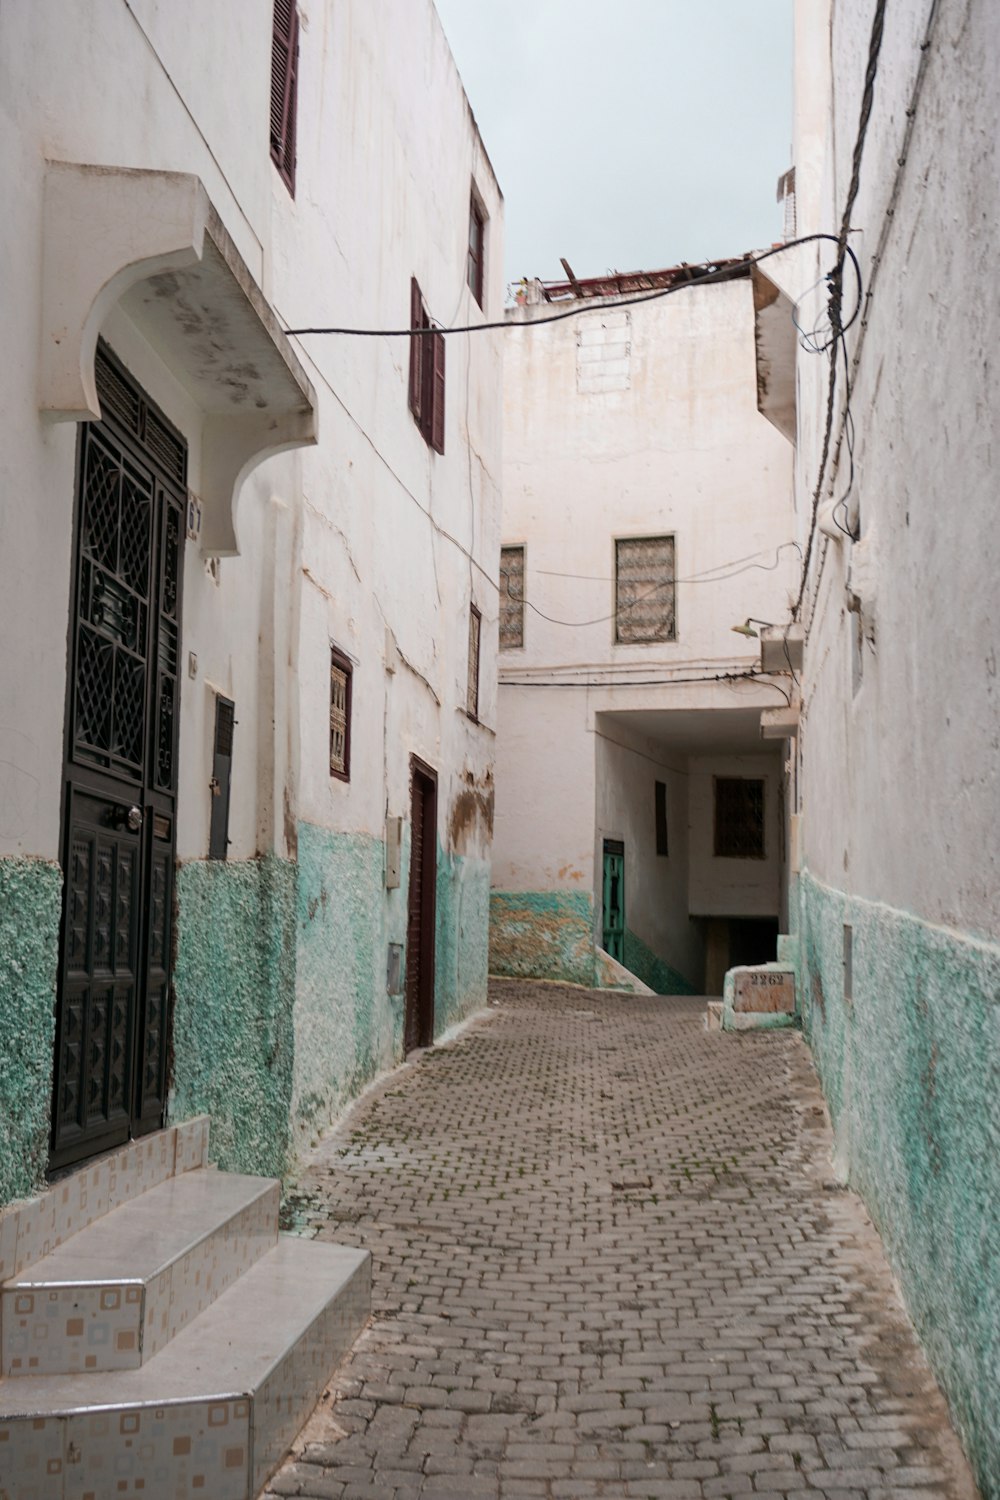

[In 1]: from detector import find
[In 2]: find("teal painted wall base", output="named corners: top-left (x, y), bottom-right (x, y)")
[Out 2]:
top-left (292, 824), bottom-right (389, 1150)
top-left (489, 890), bottom-right (598, 987)
top-left (171, 825), bottom-right (492, 1177)
top-left (436, 852), bottom-right (490, 1033)
top-left (623, 928), bottom-right (697, 996)
top-left (488, 894), bottom-right (696, 996)
top-left (0, 857), bottom-right (62, 1203)
top-left (798, 870), bottom-right (1000, 1496)
top-left (171, 854), bottom-right (297, 1179)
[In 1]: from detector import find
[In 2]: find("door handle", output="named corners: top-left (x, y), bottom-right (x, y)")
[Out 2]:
top-left (110, 805), bottom-right (143, 833)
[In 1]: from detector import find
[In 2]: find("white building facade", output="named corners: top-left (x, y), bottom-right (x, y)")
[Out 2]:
top-left (0, 0), bottom-right (503, 1202)
top-left (492, 266), bottom-right (796, 994)
top-left (763, 1), bottom-right (1000, 1488)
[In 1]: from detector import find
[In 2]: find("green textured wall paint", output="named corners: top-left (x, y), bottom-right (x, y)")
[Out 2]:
top-left (435, 850), bottom-right (490, 1034)
top-left (292, 823), bottom-right (395, 1151)
top-left (0, 858), bottom-right (62, 1205)
top-left (623, 928), bottom-right (697, 996)
top-left (799, 871), bottom-right (1000, 1495)
top-left (171, 855), bottom-right (296, 1179)
top-left (489, 890), bottom-right (598, 987)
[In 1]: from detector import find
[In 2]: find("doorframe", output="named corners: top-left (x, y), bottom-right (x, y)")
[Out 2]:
top-left (51, 343), bottom-right (187, 1173)
top-left (601, 836), bottom-right (626, 962)
top-left (405, 755), bottom-right (438, 1051)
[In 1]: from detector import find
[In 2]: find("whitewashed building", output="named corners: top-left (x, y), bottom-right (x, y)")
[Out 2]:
top-left (0, 0), bottom-right (503, 1200)
top-left (491, 264), bottom-right (796, 994)
top-left (0, 0), bottom-right (502, 1486)
top-left (757, 1), bottom-right (1000, 1488)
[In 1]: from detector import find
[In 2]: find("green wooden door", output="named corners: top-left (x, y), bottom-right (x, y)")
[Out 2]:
top-left (602, 839), bottom-right (625, 963)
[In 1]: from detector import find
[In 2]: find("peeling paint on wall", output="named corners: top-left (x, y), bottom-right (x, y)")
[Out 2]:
top-left (0, 857), bottom-right (62, 1205)
top-left (798, 870), bottom-right (1000, 1490)
top-left (171, 854), bottom-right (297, 1180)
top-left (291, 823), bottom-right (396, 1154)
top-left (489, 890), bottom-right (598, 988)
top-left (435, 849), bottom-right (490, 1033)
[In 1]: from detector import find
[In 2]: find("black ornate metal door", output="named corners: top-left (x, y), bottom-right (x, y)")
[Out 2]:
top-left (52, 347), bottom-right (185, 1170)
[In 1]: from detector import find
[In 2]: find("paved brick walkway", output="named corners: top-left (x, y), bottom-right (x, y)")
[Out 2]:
top-left (265, 982), bottom-right (977, 1500)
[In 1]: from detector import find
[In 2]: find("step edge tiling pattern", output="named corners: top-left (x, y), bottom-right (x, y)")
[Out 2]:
top-left (2, 1187), bottom-right (280, 1377)
top-left (0, 1115), bottom-right (212, 1291)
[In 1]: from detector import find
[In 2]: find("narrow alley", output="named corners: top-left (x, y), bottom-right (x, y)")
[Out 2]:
top-left (265, 984), bottom-right (976, 1500)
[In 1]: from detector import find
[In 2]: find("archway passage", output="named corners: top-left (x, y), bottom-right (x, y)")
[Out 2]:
top-left (51, 346), bottom-right (186, 1171)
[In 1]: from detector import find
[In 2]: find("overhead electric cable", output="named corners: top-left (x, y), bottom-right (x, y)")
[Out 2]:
top-left (498, 668), bottom-right (792, 706)
top-left (500, 542), bottom-right (801, 629)
top-left (283, 234), bottom-right (859, 338)
top-left (792, 0), bottom-right (887, 621)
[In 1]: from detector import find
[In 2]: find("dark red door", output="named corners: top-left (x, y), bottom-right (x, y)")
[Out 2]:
top-left (404, 759), bottom-right (437, 1052)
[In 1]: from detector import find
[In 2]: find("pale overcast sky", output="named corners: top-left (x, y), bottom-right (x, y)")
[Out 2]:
top-left (433, 0), bottom-right (793, 289)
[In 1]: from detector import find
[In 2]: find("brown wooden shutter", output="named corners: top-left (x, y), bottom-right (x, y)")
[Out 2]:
top-left (408, 278), bottom-right (424, 424)
top-left (431, 330), bottom-right (446, 455)
top-left (270, 1), bottom-right (298, 192)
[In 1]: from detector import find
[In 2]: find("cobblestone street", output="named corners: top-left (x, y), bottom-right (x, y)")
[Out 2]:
top-left (265, 983), bottom-right (977, 1500)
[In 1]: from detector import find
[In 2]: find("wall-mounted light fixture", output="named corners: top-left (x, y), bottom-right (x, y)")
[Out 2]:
top-left (731, 617), bottom-right (777, 639)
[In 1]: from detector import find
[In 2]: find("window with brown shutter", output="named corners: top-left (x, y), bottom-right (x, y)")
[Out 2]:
top-left (468, 195), bottom-right (486, 307)
top-left (408, 278), bottom-right (445, 454)
top-left (329, 647), bottom-right (352, 781)
top-left (270, 0), bottom-right (299, 193)
top-left (467, 606), bottom-right (481, 721)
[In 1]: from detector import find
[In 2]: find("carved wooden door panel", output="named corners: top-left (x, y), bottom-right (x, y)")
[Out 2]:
top-left (51, 348), bottom-right (185, 1171)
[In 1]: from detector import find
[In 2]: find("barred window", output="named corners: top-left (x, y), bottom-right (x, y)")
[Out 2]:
top-left (330, 647), bottom-right (352, 780)
top-left (714, 777), bottom-right (765, 859)
top-left (615, 535), bottom-right (675, 643)
top-left (467, 605), bottom-right (481, 721)
top-left (499, 545), bottom-right (525, 650)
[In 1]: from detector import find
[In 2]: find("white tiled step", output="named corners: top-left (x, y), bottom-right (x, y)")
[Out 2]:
top-left (2, 1169), bottom-right (278, 1376)
top-left (0, 1236), bottom-right (371, 1500)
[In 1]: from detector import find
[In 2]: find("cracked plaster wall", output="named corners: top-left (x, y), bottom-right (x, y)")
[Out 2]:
top-left (798, 873), bottom-right (1000, 1493)
top-left (790, 3), bottom-right (1000, 1492)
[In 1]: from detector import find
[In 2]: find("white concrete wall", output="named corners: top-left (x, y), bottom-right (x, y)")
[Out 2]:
top-left (0, 0), bottom-right (503, 872)
top-left (501, 278), bottom-right (796, 678)
top-left (594, 720), bottom-right (702, 988)
top-left (494, 271), bottom-right (796, 980)
top-left (792, 0), bottom-right (1000, 939)
top-left (688, 754), bottom-right (783, 918)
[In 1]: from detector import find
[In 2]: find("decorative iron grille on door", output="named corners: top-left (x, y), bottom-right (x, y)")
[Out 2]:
top-left (52, 343), bottom-right (187, 1171)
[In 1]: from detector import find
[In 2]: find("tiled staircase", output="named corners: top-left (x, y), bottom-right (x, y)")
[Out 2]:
top-left (0, 1119), bottom-right (370, 1500)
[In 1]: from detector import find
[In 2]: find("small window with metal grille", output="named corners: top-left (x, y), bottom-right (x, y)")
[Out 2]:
top-left (468, 193), bottom-right (486, 308)
top-left (467, 605), bottom-right (481, 721)
top-left (615, 535), bottom-right (675, 643)
top-left (330, 647), bottom-right (352, 781)
top-left (714, 777), bottom-right (766, 859)
top-left (499, 545), bottom-right (525, 650)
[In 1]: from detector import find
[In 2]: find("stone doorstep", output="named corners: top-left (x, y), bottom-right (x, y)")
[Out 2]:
top-left (2, 1170), bottom-right (279, 1377)
top-left (0, 1238), bottom-right (372, 1500)
top-left (0, 1116), bottom-right (212, 1285)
